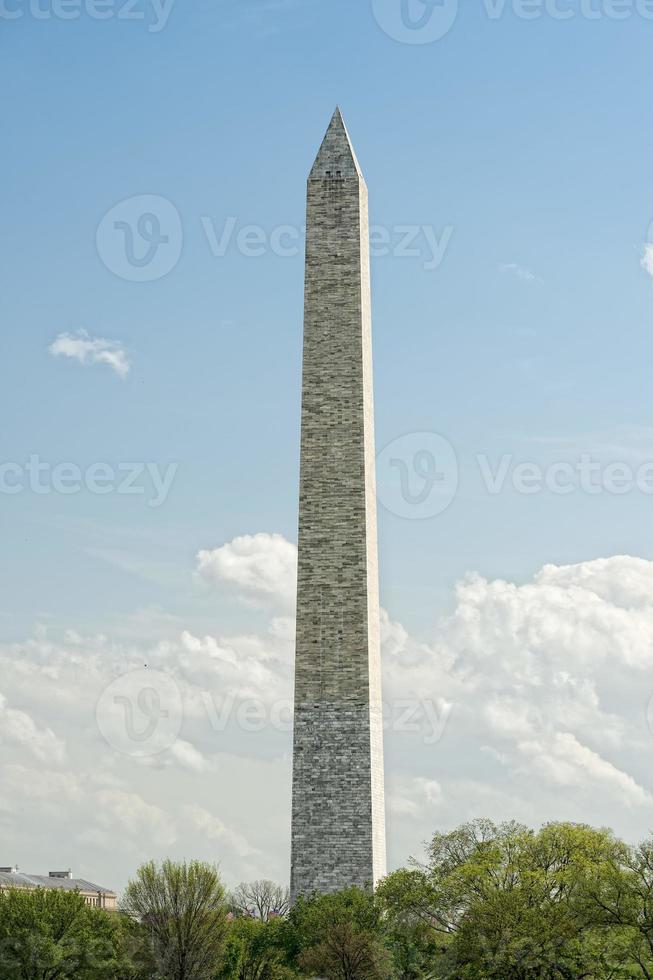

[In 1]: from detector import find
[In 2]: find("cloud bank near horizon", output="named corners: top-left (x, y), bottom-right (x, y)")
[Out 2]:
top-left (1, 537), bottom-right (653, 892)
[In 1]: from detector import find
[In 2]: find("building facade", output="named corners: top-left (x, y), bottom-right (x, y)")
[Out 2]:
top-left (0, 868), bottom-right (117, 911)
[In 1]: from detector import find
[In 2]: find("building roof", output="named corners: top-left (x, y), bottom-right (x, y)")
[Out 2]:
top-left (0, 871), bottom-right (115, 895)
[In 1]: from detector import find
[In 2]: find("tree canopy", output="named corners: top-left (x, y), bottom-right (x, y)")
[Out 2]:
top-left (5, 825), bottom-right (653, 979)
top-left (0, 887), bottom-right (132, 979)
top-left (121, 859), bottom-right (228, 980)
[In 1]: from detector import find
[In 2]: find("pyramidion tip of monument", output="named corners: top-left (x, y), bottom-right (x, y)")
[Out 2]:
top-left (309, 106), bottom-right (364, 180)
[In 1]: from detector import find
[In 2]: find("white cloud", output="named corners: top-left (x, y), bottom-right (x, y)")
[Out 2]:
top-left (183, 804), bottom-right (257, 858)
top-left (49, 330), bottom-right (130, 378)
top-left (0, 692), bottom-right (65, 764)
top-left (382, 554), bottom-right (653, 854)
top-left (499, 262), bottom-right (541, 283)
top-left (518, 733), bottom-right (652, 806)
top-left (1, 763), bottom-right (83, 805)
top-left (0, 764), bottom-right (176, 857)
top-left (484, 698), bottom-right (535, 738)
top-left (197, 533), bottom-right (297, 609)
top-left (641, 243), bottom-right (653, 277)
top-left (95, 789), bottom-right (177, 848)
top-left (3, 542), bottom-right (653, 891)
top-left (169, 739), bottom-right (208, 773)
top-left (389, 778), bottom-right (443, 819)
top-left (0, 597), bottom-right (295, 890)
top-left (179, 625), bottom-right (292, 706)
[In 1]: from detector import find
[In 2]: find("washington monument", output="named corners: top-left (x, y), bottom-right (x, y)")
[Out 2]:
top-left (290, 109), bottom-right (386, 899)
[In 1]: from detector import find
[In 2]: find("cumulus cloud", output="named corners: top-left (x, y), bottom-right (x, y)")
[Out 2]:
top-left (518, 733), bottom-right (652, 806)
top-left (95, 788), bottom-right (177, 848)
top-left (49, 330), bottom-right (130, 378)
top-left (390, 778), bottom-right (443, 818)
top-left (183, 804), bottom-right (257, 858)
top-left (0, 600), bottom-right (294, 890)
top-left (3, 541), bottom-right (653, 890)
top-left (0, 692), bottom-right (65, 764)
top-left (381, 554), bottom-right (653, 846)
top-left (0, 763), bottom-right (176, 859)
top-left (169, 739), bottom-right (209, 773)
top-left (197, 533), bottom-right (297, 609)
top-left (180, 625), bottom-right (292, 706)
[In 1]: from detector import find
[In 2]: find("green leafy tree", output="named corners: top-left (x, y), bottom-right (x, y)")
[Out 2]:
top-left (0, 887), bottom-right (130, 979)
top-left (379, 819), bottom-right (627, 979)
top-left (289, 886), bottom-right (390, 980)
top-left (384, 917), bottom-right (441, 980)
top-left (219, 916), bottom-right (295, 980)
top-left (582, 836), bottom-right (653, 978)
top-left (121, 859), bottom-right (228, 980)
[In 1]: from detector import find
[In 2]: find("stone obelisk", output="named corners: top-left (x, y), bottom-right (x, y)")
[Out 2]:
top-left (290, 108), bottom-right (386, 899)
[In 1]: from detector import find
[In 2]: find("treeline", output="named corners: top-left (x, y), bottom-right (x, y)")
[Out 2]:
top-left (2, 819), bottom-right (653, 978)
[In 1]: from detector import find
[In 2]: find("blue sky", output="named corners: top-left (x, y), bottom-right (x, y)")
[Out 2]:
top-left (3, 0), bottom-right (653, 892)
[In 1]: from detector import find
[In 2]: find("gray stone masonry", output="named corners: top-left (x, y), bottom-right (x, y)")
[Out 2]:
top-left (290, 108), bottom-right (386, 901)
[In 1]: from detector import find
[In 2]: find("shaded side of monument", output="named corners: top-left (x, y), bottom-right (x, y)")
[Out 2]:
top-left (290, 108), bottom-right (386, 900)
